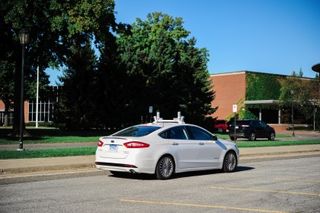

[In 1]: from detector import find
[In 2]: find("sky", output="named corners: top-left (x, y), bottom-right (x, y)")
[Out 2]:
top-left (46, 0), bottom-right (320, 85)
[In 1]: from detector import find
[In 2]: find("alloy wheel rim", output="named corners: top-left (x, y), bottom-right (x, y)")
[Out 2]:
top-left (227, 154), bottom-right (236, 171)
top-left (160, 157), bottom-right (173, 178)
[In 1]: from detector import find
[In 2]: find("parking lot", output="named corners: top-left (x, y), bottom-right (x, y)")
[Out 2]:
top-left (1, 156), bottom-right (319, 213)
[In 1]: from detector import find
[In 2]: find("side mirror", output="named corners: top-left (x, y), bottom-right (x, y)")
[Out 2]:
top-left (212, 135), bottom-right (218, 141)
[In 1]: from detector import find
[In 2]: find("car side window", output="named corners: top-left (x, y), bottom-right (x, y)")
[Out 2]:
top-left (260, 121), bottom-right (267, 128)
top-left (159, 127), bottom-right (188, 140)
top-left (251, 120), bottom-right (258, 127)
top-left (186, 126), bottom-right (214, 140)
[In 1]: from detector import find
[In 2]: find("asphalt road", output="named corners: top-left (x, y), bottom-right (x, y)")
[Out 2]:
top-left (1, 156), bottom-right (319, 213)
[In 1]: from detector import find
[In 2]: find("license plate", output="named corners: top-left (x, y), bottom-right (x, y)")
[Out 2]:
top-left (109, 144), bottom-right (118, 152)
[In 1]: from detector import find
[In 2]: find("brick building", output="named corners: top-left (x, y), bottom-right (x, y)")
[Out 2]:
top-left (210, 71), bottom-right (313, 131)
top-left (0, 86), bottom-right (59, 126)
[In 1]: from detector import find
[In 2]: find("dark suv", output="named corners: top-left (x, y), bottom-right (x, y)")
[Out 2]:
top-left (228, 120), bottom-right (275, 141)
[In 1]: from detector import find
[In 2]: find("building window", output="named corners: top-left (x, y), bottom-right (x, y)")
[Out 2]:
top-left (28, 100), bottom-right (54, 123)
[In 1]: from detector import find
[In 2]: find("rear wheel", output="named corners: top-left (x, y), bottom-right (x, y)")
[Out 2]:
top-left (249, 132), bottom-right (256, 141)
top-left (223, 152), bottom-right (237, 172)
top-left (156, 156), bottom-right (175, 180)
top-left (269, 132), bottom-right (275, 141)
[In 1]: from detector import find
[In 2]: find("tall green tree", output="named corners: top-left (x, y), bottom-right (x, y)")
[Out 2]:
top-left (1, 0), bottom-right (116, 130)
top-left (309, 74), bottom-right (320, 130)
top-left (1, 1), bottom-right (52, 128)
top-left (55, 41), bottom-right (97, 129)
top-left (115, 12), bottom-right (215, 125)
top-left (279, 71), bottom-right (314, 124)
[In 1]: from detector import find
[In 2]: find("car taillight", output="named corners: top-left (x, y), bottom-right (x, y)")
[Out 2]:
top-left (97, 140), bottom-right (104, 147)
top-left (124, 141), bottom-right (150, 148)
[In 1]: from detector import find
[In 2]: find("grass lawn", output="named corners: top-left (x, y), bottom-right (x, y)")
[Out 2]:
top-left (0, 138), bottom-right (319, 159)
top-left (0, 136), bottom-right (100, 144)
top-left (0, 128), bottom-right (319, 159)
top-left (236, 139), bottom-right (320, 148)
top-left (0, 128), bottom-right (105, 144)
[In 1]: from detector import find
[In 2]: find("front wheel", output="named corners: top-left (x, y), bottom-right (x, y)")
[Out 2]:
top-left (229, 136), bottom-right (236, 141)
top-left (223, 152), bottom-right (237, 172)
top-left (156, 156), bottom-right (175, 180)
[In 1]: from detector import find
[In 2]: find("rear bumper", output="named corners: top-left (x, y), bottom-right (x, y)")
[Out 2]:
top-left (229, 132), bottom-right (247, 138)
top-left (96, 162), bottom-right (139, 173)
top-left (95, 154), bottom-right (156, 174)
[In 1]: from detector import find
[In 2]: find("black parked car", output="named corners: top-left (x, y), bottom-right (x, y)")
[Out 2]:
top-left (228, 120), bottom-right (275, 141)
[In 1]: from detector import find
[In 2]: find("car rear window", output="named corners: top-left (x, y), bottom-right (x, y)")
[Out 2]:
top-left (113, 126), bottom-right (161, 137)
top-left (236, 120), bottom-right (251, 125)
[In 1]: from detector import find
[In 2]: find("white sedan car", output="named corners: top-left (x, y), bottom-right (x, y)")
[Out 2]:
top-left (95, 117), bottom-right (239, 180)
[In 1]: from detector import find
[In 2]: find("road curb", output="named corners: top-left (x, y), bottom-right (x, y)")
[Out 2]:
top-left (1, 163), bottom-right (95, 175)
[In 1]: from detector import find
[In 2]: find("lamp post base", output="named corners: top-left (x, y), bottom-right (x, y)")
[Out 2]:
top-left (17, 141), bottom-right (24, 151)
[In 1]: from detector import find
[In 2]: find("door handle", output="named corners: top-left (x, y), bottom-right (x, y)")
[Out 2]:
top-left (172, 142), bottom-right (179, 146)
top-left (199, 142), bottom-right (205, 145)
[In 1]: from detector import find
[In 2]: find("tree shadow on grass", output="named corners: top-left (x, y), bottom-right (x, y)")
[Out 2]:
top-left (0, 128), bottom-right (110, 143)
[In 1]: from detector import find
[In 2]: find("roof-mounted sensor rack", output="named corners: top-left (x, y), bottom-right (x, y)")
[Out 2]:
top-left (153, 111), bottom-right (185, 124)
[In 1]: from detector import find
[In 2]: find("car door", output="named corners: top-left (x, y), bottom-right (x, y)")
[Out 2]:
top-left (159, 126), bottom-right (199, 170)
top-left (185, 126), bottom-right (222, 168)
top-left (255, 121), bottom-right (267, 138)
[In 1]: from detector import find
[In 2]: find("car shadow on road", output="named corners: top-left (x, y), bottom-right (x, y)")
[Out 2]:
top-left (108, 166), bottom-right (255, 180)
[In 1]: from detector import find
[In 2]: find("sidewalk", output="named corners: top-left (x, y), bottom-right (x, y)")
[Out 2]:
top-left (1, 145), bottom-right (320, 179)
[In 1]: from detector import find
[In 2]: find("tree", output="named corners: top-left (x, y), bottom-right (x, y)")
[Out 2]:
top-left (279, 71), bottom-right (314, 124)
top-left (55, 41), bottom-right (97, 129)
top-left (1, 1), bottom-right (52, 127)
top-left (52, 0), bottom-right (117, 129)
top-left (0, 0), bottom-right (116, 130)
top-left (115, 12), bottom-right (215, 125)
top-left (309, 74), bottom-right (320, 130)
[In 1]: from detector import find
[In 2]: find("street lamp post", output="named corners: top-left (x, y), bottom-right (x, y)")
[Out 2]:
top-left (35, 65), bottom-right (39, 128)
top-left (290, 90), bottom-right (295, 137)
top-left (17, 29), bottom-right (29, 151)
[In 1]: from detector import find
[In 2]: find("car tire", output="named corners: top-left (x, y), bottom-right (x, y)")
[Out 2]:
top-left (269, 132), bottom-right (275, 141)
top-left (230, 136), bottom-right (236, 141)
top-left (156, 155), bottom-right (175, 180)
top-left (249, 132), bottom-right (256, 141)
top-left (223, 152), bottom-right (237, 172)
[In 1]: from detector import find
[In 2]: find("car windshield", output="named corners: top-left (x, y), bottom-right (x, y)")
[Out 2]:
top-left (113, 125), bottom-right (161, 137)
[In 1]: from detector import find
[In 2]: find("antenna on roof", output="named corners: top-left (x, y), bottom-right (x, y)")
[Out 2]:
top-left (152, 111), bottom-right (185, 124)
top-left (175, 111), bottom-right (184, 123)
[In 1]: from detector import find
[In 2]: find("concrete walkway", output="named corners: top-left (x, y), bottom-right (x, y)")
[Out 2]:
top-left (1, 144), bottom-right (320, 179)
top-left (0, 142), bottom-right (97, 150)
